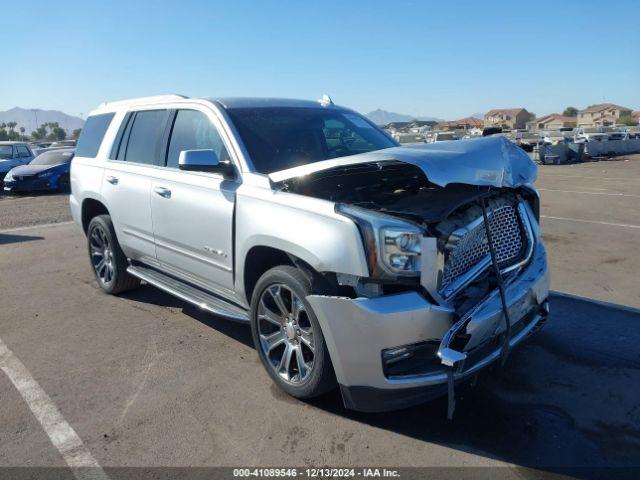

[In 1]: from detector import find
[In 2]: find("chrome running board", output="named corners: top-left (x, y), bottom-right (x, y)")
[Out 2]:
top-left (127, 265), bottom-right (249, 322)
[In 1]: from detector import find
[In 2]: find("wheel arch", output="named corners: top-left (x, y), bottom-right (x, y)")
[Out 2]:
top-left (242, 245), bottom-right (296, 306)
top-left (241, 242), bottom-right (336, 306)
top-left (81, 197), bottom-right (111, 233)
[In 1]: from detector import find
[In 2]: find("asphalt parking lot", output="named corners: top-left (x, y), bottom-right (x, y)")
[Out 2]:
top-left (1, 156), bottom-right (639, 478)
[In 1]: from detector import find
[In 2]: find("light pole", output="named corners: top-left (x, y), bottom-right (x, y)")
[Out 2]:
top-left (32, 109), bottom-right (38, 132)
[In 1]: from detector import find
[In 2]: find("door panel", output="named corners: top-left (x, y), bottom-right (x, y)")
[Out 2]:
top-left (101, 162), bottom-right (155, 262)
top-left (150, 169), bottom-right (237, 294)
top-left (149, 107), bottom-right (238, 295)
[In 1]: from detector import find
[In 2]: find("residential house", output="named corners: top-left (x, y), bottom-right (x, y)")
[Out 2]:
top-left (526, 114), bottom-right (577, 132)
top-left (437, 117), bottom-right (484, 131)
top-left (484, 108), bottom-right (531, 130)
top-left (576, 103), bottom-right (633, 127)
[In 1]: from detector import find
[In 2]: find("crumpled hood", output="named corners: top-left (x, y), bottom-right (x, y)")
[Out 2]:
top-left (9, 163), bottom-right (64, 176)
top-left (269, 136), bottom-right (537, 188)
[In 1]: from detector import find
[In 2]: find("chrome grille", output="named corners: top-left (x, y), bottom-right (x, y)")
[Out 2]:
top-left (440, 204), bottom-right (526, 296)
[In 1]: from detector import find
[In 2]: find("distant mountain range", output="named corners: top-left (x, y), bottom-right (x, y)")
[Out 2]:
top-left (365, 109), bottom-right (444, 125)
top-left (0, 107), bottom-right (84, 133)
top-left (0, 106), bottom-right (483, 133)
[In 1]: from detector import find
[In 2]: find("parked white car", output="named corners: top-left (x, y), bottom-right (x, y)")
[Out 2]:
top-left (70, 94), bottom-right (549, 414)
top-left (426, 131), bottom-right (459, 143)
top-left (574, 127), bottom-right (607, 143)
top-left (542, 130), bottom-right (572, 145)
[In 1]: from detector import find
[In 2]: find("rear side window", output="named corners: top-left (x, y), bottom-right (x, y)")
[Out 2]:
top-left (16, 146), bottom-right (31, 157)
top-left (166, 110), bottom-right (229, 168)
top-left (76, 113), bottom-right (115, 158)
top-left (124, 110), bottom-right (169, 165)
top-left (110, 112), bottom-right (133, 160)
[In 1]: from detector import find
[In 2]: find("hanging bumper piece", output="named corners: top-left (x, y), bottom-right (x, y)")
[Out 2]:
top-left (438, 195), bottom-right (519, 420)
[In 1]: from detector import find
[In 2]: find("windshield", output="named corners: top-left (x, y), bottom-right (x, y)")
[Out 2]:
top-left (583, 128), bottom-right (601, 133)
top-left (226, 107), bottom-right (397, 174)
top-left (0, 146), bottom-right (12, 159)
top-left (31, 150), bottom-right (74, 166)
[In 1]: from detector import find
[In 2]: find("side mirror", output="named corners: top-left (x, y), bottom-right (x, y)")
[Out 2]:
top-left (178, 149), bottom-right (235, 179)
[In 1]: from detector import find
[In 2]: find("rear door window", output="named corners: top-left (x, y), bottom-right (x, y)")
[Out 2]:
top-left (166, 109), bottom-right (229, 168)
top-left (16, 146), bottom-right (31, 157)
top-left (76, 113), bottom-right (115, 158)
top-left (123, 110), bottom-right (169, 165)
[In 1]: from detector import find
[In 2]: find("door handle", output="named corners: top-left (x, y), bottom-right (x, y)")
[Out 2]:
top-left (105, 175), bottom-right (118, 185)
top-left (153, 186), bottom-right (171, 198)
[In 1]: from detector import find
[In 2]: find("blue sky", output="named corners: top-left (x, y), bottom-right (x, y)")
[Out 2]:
top-left (3, 0), bottom-right (639, 119)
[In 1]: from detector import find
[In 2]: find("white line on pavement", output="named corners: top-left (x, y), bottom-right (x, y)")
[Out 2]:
top-left (541, 215), bottom-right (640, 230)
top-left (0, 221), bottom-right (75, 234)
top-left (551, 290), bottom-right (640, 315)
top-left (0, 337), bottom-right (110, 480)
top-left (538, 188), bottom-right (640, 198)
top-left (537, 173), bottom-right (640, 181)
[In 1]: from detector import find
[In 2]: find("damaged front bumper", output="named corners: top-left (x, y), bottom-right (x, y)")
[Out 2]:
top-left (306, 242), bottom-right (549, 413)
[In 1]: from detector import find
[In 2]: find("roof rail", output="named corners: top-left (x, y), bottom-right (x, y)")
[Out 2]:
top-left (97, 94), bottom-right (189, 109)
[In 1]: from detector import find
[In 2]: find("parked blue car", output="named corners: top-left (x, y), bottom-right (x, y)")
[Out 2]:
top-left (3, 148), bottom-right (75, 193)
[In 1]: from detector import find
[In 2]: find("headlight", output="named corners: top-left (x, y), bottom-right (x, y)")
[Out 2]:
top-left (336, 204), bottom-right (422, 278)
top-left (4, 171), bottom-right (12, 181)
top-left (381, 228), bottom-right (421, 272)
top-left (38, 171), bottom-right (54, 178)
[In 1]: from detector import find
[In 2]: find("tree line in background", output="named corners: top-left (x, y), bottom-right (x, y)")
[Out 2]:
top-left (0, 122), bottom-right (82, 142)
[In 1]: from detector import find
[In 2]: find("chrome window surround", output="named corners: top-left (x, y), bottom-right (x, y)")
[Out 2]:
top-left (439, 202), bottom-right (535, 299)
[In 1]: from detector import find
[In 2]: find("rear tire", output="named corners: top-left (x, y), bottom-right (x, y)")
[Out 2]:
top-left (250, 265), bottom-right (336, 399)
top-left (87, 214), bottom-right (140, 294)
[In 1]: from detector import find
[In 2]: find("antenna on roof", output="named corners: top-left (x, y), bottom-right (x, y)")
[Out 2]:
top-left (318, 94), bottom-right (334, 107)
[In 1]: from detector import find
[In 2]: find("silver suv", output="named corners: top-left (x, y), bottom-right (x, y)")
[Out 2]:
top-left (70, 94), bottom-right (549, 413)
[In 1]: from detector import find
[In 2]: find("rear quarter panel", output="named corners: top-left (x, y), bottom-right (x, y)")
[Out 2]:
top-left (70, 110), bottom-right (127, 228)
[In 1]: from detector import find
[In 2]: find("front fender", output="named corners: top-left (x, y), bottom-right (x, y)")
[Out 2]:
top-left (235, 186), bottom-right (369, 299)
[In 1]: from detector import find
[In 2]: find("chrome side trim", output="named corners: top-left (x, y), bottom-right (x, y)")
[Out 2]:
top-left (154, 237), bottom-right (232, 272)
top-left (121, 227), bottom-right (155, 244)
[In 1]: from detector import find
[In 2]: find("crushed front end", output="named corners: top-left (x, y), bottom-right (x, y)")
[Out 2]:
top-left (308, 192), bottom-right (548, 412)
top-left (275, 137), bottom-right (550, 413)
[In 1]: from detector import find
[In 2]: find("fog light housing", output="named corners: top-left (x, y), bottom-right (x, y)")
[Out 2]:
top-left (382, 341), bottom-right (442, 378)
top-left (382, 346), bottom-right (413, 365)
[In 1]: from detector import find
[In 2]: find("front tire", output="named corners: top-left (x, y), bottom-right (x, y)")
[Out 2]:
top-left (250, 266), bottom-right (336, 399)
top-left (87, 214), bottom-right (140, 294)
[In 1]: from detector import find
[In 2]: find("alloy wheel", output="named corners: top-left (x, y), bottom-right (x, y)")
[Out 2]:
top-left (257, 284), bottom-right (315, 384)
top-left (89, 225), bottom-right (115, 285)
